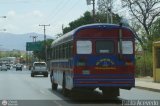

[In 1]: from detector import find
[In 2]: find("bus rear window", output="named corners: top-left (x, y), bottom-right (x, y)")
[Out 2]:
top-left (96, 40), bottom-right (114, 54)
top-left (77, 40), bottom-right (92, 54)
top-left (122, 41), bottom-right (133, 54)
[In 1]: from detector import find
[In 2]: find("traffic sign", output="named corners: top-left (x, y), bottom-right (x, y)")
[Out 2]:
top-left (26, 42), bottom-right (43, 51)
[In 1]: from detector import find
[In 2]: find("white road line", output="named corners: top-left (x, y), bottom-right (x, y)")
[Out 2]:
top-left (53, 100), bottom-right (63, 106)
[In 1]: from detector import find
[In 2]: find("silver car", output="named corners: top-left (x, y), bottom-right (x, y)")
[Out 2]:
top-left (1, 64), bottom-right (7, 71)
top-left (31, 62), bottom-right (48, 77)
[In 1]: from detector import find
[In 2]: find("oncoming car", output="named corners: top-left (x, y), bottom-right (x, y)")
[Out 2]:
top-left (16, 64), bottom-right (22, 71)
top-left (31, 62), bottom-right (48, 77)
top-left (1, 64), bottom-right (7, 71)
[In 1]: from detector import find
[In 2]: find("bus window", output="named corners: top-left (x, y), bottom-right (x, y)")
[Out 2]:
top-left (122, 41), bottom-right (133, 54)
top-left (64, 46), bottom-right (67, 59)
top-left (96, 40), bottom-right (114, 54)
top-left (77, 40), bottom-right (92, 54)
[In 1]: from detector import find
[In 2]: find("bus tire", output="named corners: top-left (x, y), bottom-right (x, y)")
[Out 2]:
top-left (62, 74), bottom-right (70, 96)
top-left (102, 88), bottom-right (119, 99)
top-left (52, 82), bottom-right (58, 90)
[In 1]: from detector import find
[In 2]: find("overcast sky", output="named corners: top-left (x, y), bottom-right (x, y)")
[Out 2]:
top-left (0, 0), bottom-right (94, 37)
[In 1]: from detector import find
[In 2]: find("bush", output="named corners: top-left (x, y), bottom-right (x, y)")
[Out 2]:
top-left (135, 51), bottom-right (153, 77)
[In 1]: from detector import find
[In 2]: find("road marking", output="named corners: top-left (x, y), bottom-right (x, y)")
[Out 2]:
top-left (40, 89), bottom-right (46, 94)
top-left (53, 100), bottom-right (62, 106)
top-left (39, 89), bottom-right (52, 96)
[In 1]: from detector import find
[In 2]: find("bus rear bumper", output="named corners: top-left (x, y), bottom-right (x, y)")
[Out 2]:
top-left (73, 75), bottom-right (135, 89)
top-left (73, 79), bottom-right (135, 88)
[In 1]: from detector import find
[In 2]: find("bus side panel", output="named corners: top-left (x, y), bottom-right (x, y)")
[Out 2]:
top-left (51, 60), bottom-right (74, 90)
top-left (53, 70), bottom-right (63, 86)
top-left (65, 70), bottom-right (74, 90)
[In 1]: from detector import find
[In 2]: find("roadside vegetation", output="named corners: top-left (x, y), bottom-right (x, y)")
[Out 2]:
top-left (32, 0), bottom-right (160, 77)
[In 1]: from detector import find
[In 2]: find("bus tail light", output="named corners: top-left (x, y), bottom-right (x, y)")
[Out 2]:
top-left (122, 56), bottom-right (133, 66)
top-left (77, 57), bottom-right (87, 66)
top-left (125, 62), bottom-right (133, 66)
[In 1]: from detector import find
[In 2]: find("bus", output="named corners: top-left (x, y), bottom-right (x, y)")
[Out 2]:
top-left (49, 23), bottom-right (135, 98)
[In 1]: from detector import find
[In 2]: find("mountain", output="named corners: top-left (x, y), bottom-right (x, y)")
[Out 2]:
top-left (0, 32), bottom-right (54, 51)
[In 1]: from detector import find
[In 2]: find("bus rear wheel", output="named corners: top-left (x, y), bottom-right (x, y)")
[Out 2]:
top-left (52, 82), bottom-right (58, 90)
top-left (62, 75), bottom-right (70, 96)
top-left (102, 88), bottom-right (119, 99)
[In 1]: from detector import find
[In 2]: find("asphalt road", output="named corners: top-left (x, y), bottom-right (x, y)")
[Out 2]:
top-left (0, 68), bottom-right (160, 106)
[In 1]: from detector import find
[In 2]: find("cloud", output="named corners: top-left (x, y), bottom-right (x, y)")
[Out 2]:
top-left (4, 10), bottom-right (47, 34)
top-left (5, 24), bottom-right (19, 32)
top-left (32, 10), bottom-right (43, 17)
top-left (7, 10), bottom-right (16, 17)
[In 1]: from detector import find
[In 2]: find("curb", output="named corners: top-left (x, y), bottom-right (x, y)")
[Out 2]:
top-left (135, 86), bottom-right (160, 93)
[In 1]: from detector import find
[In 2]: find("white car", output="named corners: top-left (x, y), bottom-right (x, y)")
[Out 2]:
top-left (31, 62), bottom-right (48, 77)
top-left (1, 64), bottom-right (7, 71)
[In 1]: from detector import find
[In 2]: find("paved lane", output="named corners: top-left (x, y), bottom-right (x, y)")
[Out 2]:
top-left (0, 68), bottom-right (160, 106)
top-left (0, 69), bottom-right (62, 100)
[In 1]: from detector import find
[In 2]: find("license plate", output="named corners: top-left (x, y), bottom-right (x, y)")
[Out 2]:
top-left (82, 70), bottom-right (90, 75)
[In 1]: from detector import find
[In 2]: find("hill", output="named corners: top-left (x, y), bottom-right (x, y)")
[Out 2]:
top-left (0, 32), bottom-right (54, 51)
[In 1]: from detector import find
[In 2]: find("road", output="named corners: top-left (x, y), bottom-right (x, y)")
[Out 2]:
top-left (0, 68), bottom-right (160, 106)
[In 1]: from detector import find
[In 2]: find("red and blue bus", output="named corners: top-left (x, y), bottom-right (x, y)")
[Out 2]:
top-left (49, 23), bottom-right (135, 97)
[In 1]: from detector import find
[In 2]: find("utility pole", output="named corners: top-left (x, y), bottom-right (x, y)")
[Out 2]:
top-left (107, 0), bottom-right (113, 24)
top-left (39, 24), bottom-right (50, 62)
top-left (92, 0), bottom-right (95, 23)
top-left (86, 0), bottom-right (96, 23)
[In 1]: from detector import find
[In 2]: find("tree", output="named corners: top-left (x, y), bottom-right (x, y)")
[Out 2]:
top-left (97, 0), bottom-right (122, 24)
top-left (150, 18), bottom-right (160, 38)
top-left (97, 0), bottom-right (113, 13)
top-left (63, 11), bottom-right (93, 34)
top-left (96, 11), bottom-right (121, 24)
top-left (63, 10), bottom-right (121, 34)
top-left (122, 0), bottom-right (160, 36)
top-left (146, 18), bottom-right (160, 51)
top-left (33, 39), bottom-right (54, 60)
top-left (97, 0), bottom-right (114, 23)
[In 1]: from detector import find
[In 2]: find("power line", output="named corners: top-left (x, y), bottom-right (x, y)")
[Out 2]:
top-left (40, 0), bottom-right (69, 24)
top-left (50, 0), bottom-right (82, 29)
top-left (38, 0), bottom-right (64, 24)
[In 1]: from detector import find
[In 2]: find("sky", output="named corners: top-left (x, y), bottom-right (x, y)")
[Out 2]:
top-left (0, 0), bottom-right (94, 37)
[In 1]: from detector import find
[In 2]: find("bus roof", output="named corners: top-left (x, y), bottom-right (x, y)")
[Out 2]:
top-left (51, 23), bottom-right (134, 47)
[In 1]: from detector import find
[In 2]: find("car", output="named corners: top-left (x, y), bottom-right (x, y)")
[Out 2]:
top-left (16, 64), bottom-right (22, 71)
top-left (6, 64), bottom-right (11, 70)
top-left (1, 64), bottom-right (7, 71)
top-left (31, 62), bottom-right (48, 77)
top-left (13, 64), bottom-right (17, 68)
